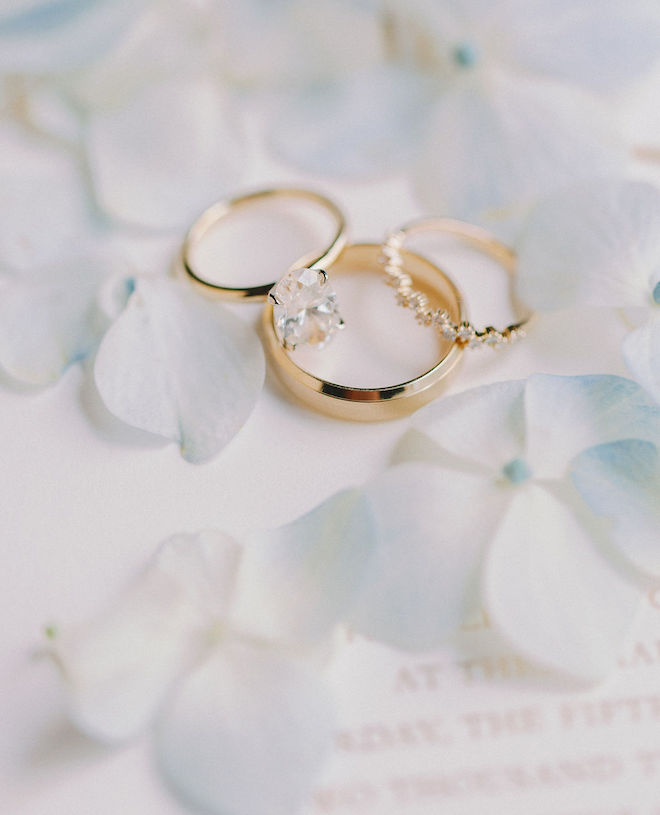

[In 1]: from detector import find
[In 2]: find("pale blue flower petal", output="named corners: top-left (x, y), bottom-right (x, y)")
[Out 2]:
top-left (86, 78), bottom-right (247, 230)
top-left (516, 179), bottom-right (660, 311)
top-left (406, 379), bottom-right (527, 472)
top-left (0, 0), bottom-right (145, 74)
top-left (269, 66), bottom-right (433, 178)
top-left (507, 0), bottom-right (660, 92)
top-left (414, 72), bottom-right (626, 238)
top-left (0, 248), bottom-right (117, 385)
top-left (622, 316), bottom-right (660, 404)
top-left (155, 641), bottom-right (334, 815)
top-left (483, 484), bottom-right (642, 682)
top-left (53, 531), bottom-right (242, 743)
top-left (351, 462), bottom-right (508, 650)
top-left (572, 440), bottom-right (660, 577)
top-left (524, 374), bottom-right (660, 480)
top-left (231, 489), bottom-right (376, 646)
top-left (93, 277), bottom-right (265, 463)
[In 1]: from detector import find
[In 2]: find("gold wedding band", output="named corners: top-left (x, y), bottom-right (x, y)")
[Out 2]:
top-left (262, 243), bottom-right (466, 421)
top-left (182, 188), bottom-right (347, 301)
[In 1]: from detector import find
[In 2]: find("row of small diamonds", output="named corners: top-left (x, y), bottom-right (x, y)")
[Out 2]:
top-left (380, 232), bottom-right (526, 349)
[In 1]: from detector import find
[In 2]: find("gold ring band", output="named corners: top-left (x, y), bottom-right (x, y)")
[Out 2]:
top-left (262, 243), bottom-right (466, 421)
top-left (382, 218), bottom-right (533, 347)
top-left (181, 188), bottom-right (347, 302)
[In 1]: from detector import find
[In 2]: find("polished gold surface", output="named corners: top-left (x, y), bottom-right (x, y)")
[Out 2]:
top-left (381, 217), bottom-right (534, 347)
top-left (181, 188), bottom-right (347, 302)
top-left (262, 243), bottom-right (466, 421)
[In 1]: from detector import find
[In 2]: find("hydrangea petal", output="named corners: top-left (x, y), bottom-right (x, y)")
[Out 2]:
top-left (483, 484), bottom-right (642, 682)
top-left (86, 77), bottom-right (246, 230)
top-left (572, 440), bottom-right (660, 578)
top-left (414, 72), bottom-right (625, 238)
top-left (516, 180), bottom-right (660, 311)
top-left (155, 641), bottom-right (334, 815)
top-left (0, 249), bottom-right (116, 385)
top-left (0, 0), bottom-right (144, 74)
top-left (621, 316), bottom-right (660, 404)
top-left (351, 462), bottom-right (508, 650)
top-left (53, 531), bottom-right (241, 743)
top-left (93, 277), bottom-right (265, 463)
top-left (269, 66), bottom-right (433, 177)
top-left (524, 374), bottom-right (660, 480)
top-left (406, 379), bottom-right (526, 472)
top-left (506, 0), bottom-right (660, 92)
top-left (231, 490), bottom-right (376, 647)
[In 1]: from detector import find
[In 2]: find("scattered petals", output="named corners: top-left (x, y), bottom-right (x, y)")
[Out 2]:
top-left (0, 248), bottom-right (117, 385)
top-left (516, 179), bottom-right (660, 311)
top-left (572, 440), bottom-right (660, 578)
top-left (232, 490), bottom-right (376, 647)
top-left (414, 72), bottom-right (625, 237)
top-left (51, 530), bottom-right (240, 743)
top-left (352, 463), bottom-right (508, 650)
top-left (407, 379), bottom-right (526, 472)
top-left (94, 277), bottom-right (265, 462)
top-left (155, 641), bottom-right (334, 815)
top-left (483, 484), bottom-right (642, 682)
top-left (622, 316), bottom-right (660, 404)
top-left (86, 77), bottom-right (247, 230)
top-left (523, 374), bottom-right (660, 480)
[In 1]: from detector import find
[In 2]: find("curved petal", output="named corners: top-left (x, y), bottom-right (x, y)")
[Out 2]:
top-left (622, 316), bottom-right (660, 404)
top-left (231, 489), bottom-right (376, 647)
top-left (524, 374), bottom-right (660, 480)
top-left (506, 0), bottom-right (660, 92)
top-left (93, 277), bottom-right (265, 463)
top-left (155, 641), bottom-right (334, 815)
top-left (414, 72), bottom-right (626, 239)
top-left (0, 248), bottom-right (117, 385)
top-left (0, 0), bottom-right (144, 74)
top-left (0, 132), bottom-right (89, 272)
top-left (350, 462), bottom-right (508, 650)
top-left (86, 77), bottom-right (247, 230)
top-left (516, 179), bottom-right (660, 311)
top-left (483, 484), bottom-right (642, 682)
top-left (269, 66), bottom-right (433, 178)
top-left (407, 379), bottom-right (526, 472)
top-left (572, 440), bottom-right (660, 578)
top-left (52, 530), bottom-right (241, 743)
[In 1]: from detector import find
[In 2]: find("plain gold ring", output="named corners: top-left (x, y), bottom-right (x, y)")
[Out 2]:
top-left (261, 243), bottom-right (466, 421)
top-left (181, 188), bottom-right (347, 302)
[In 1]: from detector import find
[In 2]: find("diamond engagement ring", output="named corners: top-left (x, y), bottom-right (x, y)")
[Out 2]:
top-left (381, 218), bottom-right (533, 347)
top-left (181, 187), bottom-right (347, 302)
top-left (262, 243), bottom-right (466, 421)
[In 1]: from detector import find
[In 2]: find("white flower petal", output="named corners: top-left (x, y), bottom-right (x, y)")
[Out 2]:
top-left (524, 373), bottom-right (660, 480)
top-left (0, 131), bottom-right (89, 271)
top-left (231, 489), bottom-right (376, 646)
top-left (622, 316), bottom-right (660, 404)
top-left (53, 530), bottom-right (241, 743)
top-left (507, 0), bottom-right (660, 92)
top-left (414, 72), bottom-right (626, 238)
top-left (516, 179), bottom-right (660, 311)
top-left (407, 379), bottom-right (526, 472)
top-left (86, 77), bottom-right (247, 230)
top-left (0, 0), bottom-right (145, 74)
top-left (351, 462), bottom-right (507, 650)
top-left (483, 484), bottom-right (642, 682)
top-left (155, 641), bottom-right (334, 815)
top-left (0, 249), bottom-right (117, 385)
top-left (94, 277), bottom-right (265, 463)
top-left (269, 66), bottom-right (432, 177)
top-left (572, 440), bottom-right (660, 578)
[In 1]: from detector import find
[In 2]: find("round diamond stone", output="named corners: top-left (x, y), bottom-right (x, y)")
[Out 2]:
top-left (269, 267), bottom-right (344, 351)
